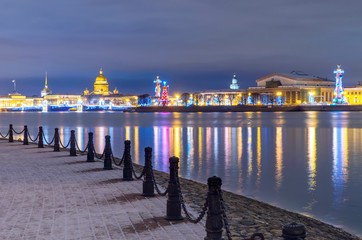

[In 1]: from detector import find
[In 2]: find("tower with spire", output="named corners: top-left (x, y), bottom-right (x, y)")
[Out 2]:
top-left (41, 72), bottom-right (52, 97)
top-left (230, 74), bottom-right (239, 90)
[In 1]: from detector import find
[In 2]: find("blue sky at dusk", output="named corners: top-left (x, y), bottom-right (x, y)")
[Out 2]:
top-left (1, 0), bottom-right (362, 96)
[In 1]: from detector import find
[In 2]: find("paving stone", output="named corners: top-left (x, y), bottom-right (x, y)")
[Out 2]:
top-left (0, 141), bottom-right (205, 240)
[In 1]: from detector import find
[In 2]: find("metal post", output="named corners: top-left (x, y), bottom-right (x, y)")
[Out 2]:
top-left (23, 125), bottom-right (28, 145)
top-left (69, 130), bottom-right (76, 156)
top-left (103, 135), bottom-right (113, 170)
top-left (38, 126), bottom-right (44, 148)
top-left (54, 128), bottom-right (60, 152)
top-left (204, 176), bottom-right (223, 240)
top-left (122, 140), bottom-right (133, 180)
top-left (165, 156), bottom-right (183, 221)
top-left (282, 222), bottom-right (306, 240)
top-left (142, 147), bottom-right (155, 197)
top-left (9, 124), bottom-right (13, 142)
top-left (86, 132), bottom-right (95, 162)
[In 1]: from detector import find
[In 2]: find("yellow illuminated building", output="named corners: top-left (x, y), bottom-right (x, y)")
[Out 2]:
top-left (0, 93), bottom-right (33, 108)
top-left (344, 86), bottom-right (362, 105)
top-left (93, 68), bottom-right (110, 95)
top-left (44, 94), bottom-right (81, 105)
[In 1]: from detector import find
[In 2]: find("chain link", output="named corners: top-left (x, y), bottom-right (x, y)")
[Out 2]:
top-left (218, 189), bottom-right (232, 240)
top-left (59, 137), bottom-right (71, 148)
top-left (12, 128), bottom-right (25, 135)
top-left (75, 138), bottom-right (88, 153)
top-left (0, 130), bottom-right (10, 139)
top-left (93, 148), bottom-right (105, 159)
top-left (27, 132), bottom-right (38, 143)
top-left (43, 135), bottom-right (55, 145)
top-left (132, 165), bottom-right (145, 180)
top-left (176, 174), bottom-right (208, 223)
top-left (111, 152), bottom-right (124, 166)
top-left (151, 169), bottom-right (168, 196)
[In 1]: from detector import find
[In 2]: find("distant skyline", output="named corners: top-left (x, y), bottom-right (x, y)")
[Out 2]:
top-left (1, 0), bottom-right (362, 96)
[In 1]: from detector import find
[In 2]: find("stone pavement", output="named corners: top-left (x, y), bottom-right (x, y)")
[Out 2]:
top-left (0, 140), bottom-right (205, 240)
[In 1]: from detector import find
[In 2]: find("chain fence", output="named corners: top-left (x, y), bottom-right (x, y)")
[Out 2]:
top-left (0, 130), bottom-right (10, 139)
top-left (75, 138), bottom-right (88, 153)
top-left (12, 128), bottom-right (25, 135)
top-left (43, 135), bottom-right (55, 145)
top-left (27, 132), bottom-right (38, 143)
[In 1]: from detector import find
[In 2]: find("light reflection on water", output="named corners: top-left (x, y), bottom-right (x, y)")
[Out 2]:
top-left (1, 112), bottom-right (362, 236)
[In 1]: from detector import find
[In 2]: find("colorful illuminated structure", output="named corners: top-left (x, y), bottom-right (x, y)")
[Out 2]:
top-left (153, 76), bottom-right (162, 101)
top-left (333, 65), bottom-right (346, 104)
top-left (160, 81), bottom-right (170, 106)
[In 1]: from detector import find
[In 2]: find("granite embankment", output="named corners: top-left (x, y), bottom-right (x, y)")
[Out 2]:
top-left (136, 105), bottom-right (362, 112)
top-left (133, 164), bottom-right (361, 240)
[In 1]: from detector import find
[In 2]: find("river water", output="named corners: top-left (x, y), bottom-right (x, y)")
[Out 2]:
top-left (0, 112), bottom-right (361, 236)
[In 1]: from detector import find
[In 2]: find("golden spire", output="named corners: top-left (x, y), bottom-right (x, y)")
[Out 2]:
top-left (45, 72), bottom-right (48, 87)
top-left (100, 68), bottom-right (103, 75)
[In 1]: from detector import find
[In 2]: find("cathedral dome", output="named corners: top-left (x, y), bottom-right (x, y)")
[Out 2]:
top-left (94, 68), bottom-right (108, 85)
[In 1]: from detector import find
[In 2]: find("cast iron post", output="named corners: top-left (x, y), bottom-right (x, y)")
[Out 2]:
top-left (282, 222), bottom-right (306, 240)
top-left (9, 124), bottom-right (13, 142)
top-left (122, 140), bottom-right (133, 180)
top-left (69, 130), bottom-right (76, 156)
top-left (38, 126), bottom-right (44, 148)
top-left (142, 147), bottom-right (155, 196)
top-left (23, 125), bottom-right (28, 145)
top-left (103, 135), bottom-right (113, 170)
top-left (165, 156), bottom-right (183, 221)
top-left (204, 176), bottom-right (224, 240)
top-left (54, 128), bottom-right (60, 151)
top-left (86, 132), bottom-right (95, 162)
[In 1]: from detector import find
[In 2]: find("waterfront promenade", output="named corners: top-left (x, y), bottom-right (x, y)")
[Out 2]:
top-left (0, 140), bottom-right (204, 240)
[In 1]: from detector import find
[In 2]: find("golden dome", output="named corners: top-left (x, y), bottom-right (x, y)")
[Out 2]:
top-left (94, 68), bottom-right (108, 85)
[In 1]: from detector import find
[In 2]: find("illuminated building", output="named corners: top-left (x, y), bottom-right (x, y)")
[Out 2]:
top-left (333, 65), bottom-right (346, 104)
top-left (193, 89), bottom-right (245, 106)
top-left (91, 68), bottom-right (112, 95)
top-left (247, 71), bottom-right (335, 104)
top-left (41, 72), bottom-right (52, 97)
top-left (43, 94), bottom-right (81, 105)
top-left (344, 86), bottom-right (362, 104)
top-left (230, 74), bottom-right (239, 90)
top-left (0, 93), bottom-right (34, 109)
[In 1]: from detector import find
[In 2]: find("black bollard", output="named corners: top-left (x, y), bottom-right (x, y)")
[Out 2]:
top-left (9, 124), bottom-right (13, 142)
top-left (282, 222), bottom-right (306, 240)
top-left (142, 147), bottom-right (155, 197)
top-left (38, 126), bottom-right (44, 148)
top-left (86, 132), bottom-right (95, 162)
top-left (23, 125), bottom-right (29, 145)
top-left (70, 130), bottom-right (77, 156)
top-left (204, 176), bottom-right (223, 240)
top-left (165, 156), bottom-right (183, 221)
top-left (122, 140), bottom-right (133, 180)
top-left (53, 128), bottom-right (60, 152)
top-left (103, 135), bottom-right (113, 170)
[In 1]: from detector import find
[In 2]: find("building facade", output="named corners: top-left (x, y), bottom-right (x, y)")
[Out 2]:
top-left (247, 71), bottom-right (335, 104)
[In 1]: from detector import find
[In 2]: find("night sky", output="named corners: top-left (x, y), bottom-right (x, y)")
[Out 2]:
top-left (1, 0), bottom-right (362, 96)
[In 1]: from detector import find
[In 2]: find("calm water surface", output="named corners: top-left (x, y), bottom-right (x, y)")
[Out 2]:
top-left (1, 112), bottom-right (361, 236)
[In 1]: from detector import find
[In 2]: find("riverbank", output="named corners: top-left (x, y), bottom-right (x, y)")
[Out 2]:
top-left (132, 164), bottom-right (361, 240)
top-left (0, 139), bottom-right (360, 239)
top-left (136, 105), bottom-right (362, 112)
